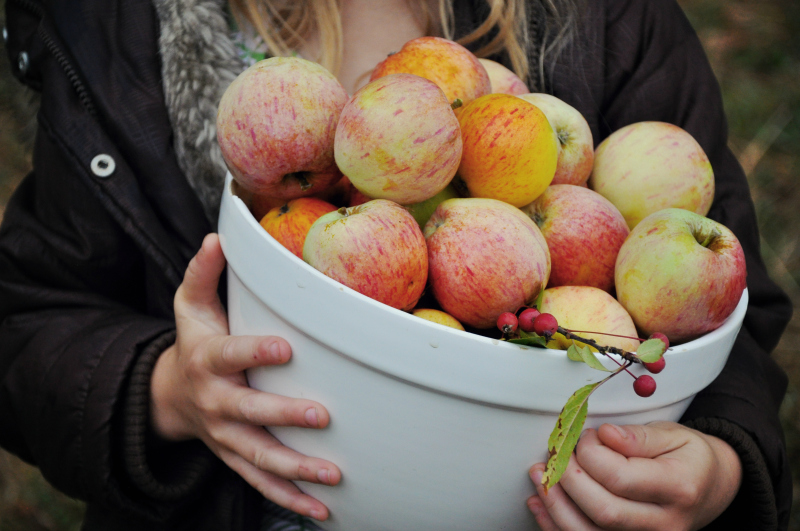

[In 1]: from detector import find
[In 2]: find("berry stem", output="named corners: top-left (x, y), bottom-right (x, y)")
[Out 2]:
top-left (557, 326), bottom-right (642, 365)
top-left (561, 329), bottom-right (647, 343)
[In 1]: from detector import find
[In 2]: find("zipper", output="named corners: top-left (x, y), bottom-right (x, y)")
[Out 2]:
top-left (9, 0), bottom-right (97, 117)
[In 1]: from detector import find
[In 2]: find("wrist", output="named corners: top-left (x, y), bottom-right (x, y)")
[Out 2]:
top-left (150, 343), bottom-right (193, 442)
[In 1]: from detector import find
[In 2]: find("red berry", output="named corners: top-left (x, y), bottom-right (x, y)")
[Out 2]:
top-left (643, 357), bottom-right (666, 374)
top-left (518, 308), bottom-right (541, 333)
top-left (649, 332), bottom-right (670, 350)
top-left (533, 313), bottom-right (558, 336)
top-left (497, 312), bottom-right (519, 335)
top-left (633, 375), bottom-right (657, 397)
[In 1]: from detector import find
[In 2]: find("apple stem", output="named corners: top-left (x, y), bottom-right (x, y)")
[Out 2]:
top-left (697, 228), bottom-right (721, 248)
top-left (561, 329), bottom-right (647, 343)
top-left (451, 98), bottom-right (463, 110)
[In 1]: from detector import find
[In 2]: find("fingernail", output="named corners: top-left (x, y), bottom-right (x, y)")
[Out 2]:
top-left (318, 468), bottom-right (330, 484)
top-left (608, 423), bottom-right (629, 439)
top-left (531, 468), bottom-right (543, 485)
top-left (527, 495), bottom-right (542, 516)
top-left (305, 407), bottom-right (320, 427)
top-left (268, 341), bottom-right (282, 362)
top-left (309, 509), bottom-right (325, 520)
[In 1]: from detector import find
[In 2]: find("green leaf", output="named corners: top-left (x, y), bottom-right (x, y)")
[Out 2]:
top-left (636, 338), bottom-right (666, 363)
top-left (535, 290), bottom-right (545, 311)
top-left (542, 382), bottom-right (597, 492)
top-left (566, 343), bottom-right (582, 361)
top-left (577, 344), bottom-right (611, 372)
top-left (507, 332), bottom-right (547, 348)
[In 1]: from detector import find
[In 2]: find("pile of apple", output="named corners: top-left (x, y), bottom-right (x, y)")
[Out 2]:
top-left (216, 36), bottom-right (746, 349)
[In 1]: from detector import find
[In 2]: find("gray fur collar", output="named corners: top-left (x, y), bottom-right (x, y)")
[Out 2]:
top-left (153, 0), bottom-right (245, 222)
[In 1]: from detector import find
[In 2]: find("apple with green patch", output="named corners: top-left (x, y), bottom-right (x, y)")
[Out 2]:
top-left (614, 208), bottom-right (747, 343)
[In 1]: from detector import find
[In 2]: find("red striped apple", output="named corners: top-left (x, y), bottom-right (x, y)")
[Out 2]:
top-left (521, 184), bottom-right (629, 292)
top-left (589, 121), bottom-right (715, 229)
top-left (615, 208), bottom-right (747, 343)
top-left (334, 73), bottom-right (462, 205)
top-left (259, 197), bottom-right (337, 258)
top-left (517, 93), bottom-right (594, 186)
top-left (303, 199), bottom-right (428, 311)
top-left (217, 57), bottom-right (349, 199)
top-left (424, 198), bottom-right (551, 329)
top-left (370, 36), bottom-right (491, 106)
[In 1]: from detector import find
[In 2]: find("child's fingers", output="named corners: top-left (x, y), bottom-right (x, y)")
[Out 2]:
top-left (596, 421), bottom-right (689, 459)
top-left (218, 445), bottom-right (333, 521)
top-left (180, 233), bottom-right (227, 307)
top-left (204, 335), bottom-right (292, 375)
top-left (221, 386), bottom-right (330, 430)
top-left (575, 428), bottom-right (696, 504)
top-left (530, 462), bottom-right (603, 530)
top-left (527, 494), bottom-right (562, 531)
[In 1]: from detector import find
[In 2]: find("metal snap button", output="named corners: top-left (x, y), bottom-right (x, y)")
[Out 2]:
top-left (90, 154), bottom-right (116, 178)
top-left (17, 51), bottom-right (29, 75)
top-left (2, 27), bottom-right (8, 44)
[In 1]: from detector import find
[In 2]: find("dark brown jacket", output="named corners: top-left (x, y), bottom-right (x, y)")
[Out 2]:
top-left (1, 0), bottom-right (792, 529)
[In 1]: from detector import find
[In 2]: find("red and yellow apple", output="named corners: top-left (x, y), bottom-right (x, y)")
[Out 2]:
top-left (424, 198), bottom-right (551, 329)
top-left (615, 208), bottom-right (747, 343)
top-left (303, 199), bottom-right (428, 311)
top-left (521, 184), bottom-right (629, 292)
top-left (478, 58), bottom-right (529, 95)
top-left (517, 93), bottom-right (594, 186)
top-left (589, 121), bottom-right (715, 229)
top-left (217, 57), bottom-right (349, 198)
top-left (457, 94), bottom-right (558, 207)
top-left (539, 286), bottom-right (640, 353)
top-left (370, 36), bottom-right (491, 106)
top-left (334, 73), bottom-right (462, 205)
top-left (259, 197), bottom-right (337, 258)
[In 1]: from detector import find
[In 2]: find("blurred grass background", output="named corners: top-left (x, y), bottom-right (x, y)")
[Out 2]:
top-left (1, 0), bottom-right (799, 529)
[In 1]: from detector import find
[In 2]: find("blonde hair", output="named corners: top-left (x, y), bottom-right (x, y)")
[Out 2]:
top-left (228, 0), bottom-right (579, 89)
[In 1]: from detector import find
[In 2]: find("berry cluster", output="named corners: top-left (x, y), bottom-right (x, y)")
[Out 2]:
top-left (497, 308), bottom-right (669, 397)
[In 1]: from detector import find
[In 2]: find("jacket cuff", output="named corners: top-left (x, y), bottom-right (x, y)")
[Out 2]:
top-left (121, 330), bottom-right (216, 501)
top-left (683, 417), bottom-right (778, 530)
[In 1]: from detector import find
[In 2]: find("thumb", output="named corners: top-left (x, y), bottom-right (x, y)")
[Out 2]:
top-left (179, 233), bottom-right (227, 307)
top-left (596, 421), bottom-right (688, 459)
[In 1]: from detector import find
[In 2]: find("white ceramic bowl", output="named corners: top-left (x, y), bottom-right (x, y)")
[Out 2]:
top-left (218, 173), bottom-right (748, 531)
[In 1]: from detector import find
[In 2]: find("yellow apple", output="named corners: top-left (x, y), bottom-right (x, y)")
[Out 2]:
top-left (412, 309), bottom-right (465, 331)
top-left (457, 94), bottom-right (558, 207)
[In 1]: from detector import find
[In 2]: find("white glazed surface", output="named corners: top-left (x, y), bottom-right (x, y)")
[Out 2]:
top-left (219, 173), bottom-right (748, 531)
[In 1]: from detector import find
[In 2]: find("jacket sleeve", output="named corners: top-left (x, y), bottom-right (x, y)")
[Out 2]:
top-left (597, 1), bottom-right (793, 528)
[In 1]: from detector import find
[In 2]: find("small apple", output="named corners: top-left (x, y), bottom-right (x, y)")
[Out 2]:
top-left (370, 36), bottom-right (491, 106)
top-left (520, 184), bottom-right (629, 292)
top-left (412, 308), bottom-right (465, 331)
top-left (303, 199), bottom-right (428, 311)
top-left (217, 57), bottom-right (349, 199)
top-left (478, 58), bottom-right (529, 95)
top-left (424, 198), bottom-right (551, 329)
top-left (403, 184), bottom-right (460, 229)
top-left (538, 286), bottom-right (640, 353)
top-left (259, 197), bottom-right (337, 258)
top-left (334, 73), bottom-right (463, 205)
top-left (614, 208), bottom-right (747, 344)
top-left (457, 94), bottom-right (558, 207)
top-left (589, 121), bottom-right (715, 229)
top-left (517, 93), bottom-right (594, 186)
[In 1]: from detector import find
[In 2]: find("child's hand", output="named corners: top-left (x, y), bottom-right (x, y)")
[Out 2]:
top-left (150, 233), bottom-right (340, 521)
top-left (527, 422), bottom-right (742, 530)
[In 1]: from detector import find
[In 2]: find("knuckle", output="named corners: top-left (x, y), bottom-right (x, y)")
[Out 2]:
top-left (238, 393), bottom-right (262, 424)
top-left (252, 446), bottom-right (273, 472)
top-left (674, 481), bottom-right (702, 507)
top-left (593, 504), bottom-right (624, 529)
